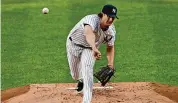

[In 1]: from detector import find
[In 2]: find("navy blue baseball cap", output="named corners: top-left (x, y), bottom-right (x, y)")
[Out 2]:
top-left (102, 4), bottom-right (119, 19)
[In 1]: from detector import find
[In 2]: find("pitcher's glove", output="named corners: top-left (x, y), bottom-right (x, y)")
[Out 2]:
top-left (94, 65), bottom-right (115, 86)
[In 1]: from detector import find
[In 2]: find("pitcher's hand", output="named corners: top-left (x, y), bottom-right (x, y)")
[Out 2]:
top-left (92, 48), bottom-right (101, 60)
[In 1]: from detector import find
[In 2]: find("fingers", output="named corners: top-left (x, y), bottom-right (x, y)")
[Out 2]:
top-left (96, 53), bottom-right (101, 60)
top-left (93, 49), bottom-right (101, 60)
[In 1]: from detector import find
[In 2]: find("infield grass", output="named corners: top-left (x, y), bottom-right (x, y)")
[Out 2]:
top-left (1, 0), bottom-right (178, 90)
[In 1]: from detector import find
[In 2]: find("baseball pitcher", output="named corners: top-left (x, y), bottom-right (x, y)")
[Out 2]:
top-left (66, 4), bottom-right (118, 103)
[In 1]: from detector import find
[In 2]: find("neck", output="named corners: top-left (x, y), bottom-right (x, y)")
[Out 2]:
top-left (100, 23), bottom-right (109, 31)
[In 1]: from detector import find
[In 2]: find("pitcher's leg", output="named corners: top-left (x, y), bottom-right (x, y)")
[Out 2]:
top-left (66, 40), bottom-right (82, 80)
top-left (67, 50), bottom-right (82, 80)
top-left (81, 49), bottom-right (95, 103)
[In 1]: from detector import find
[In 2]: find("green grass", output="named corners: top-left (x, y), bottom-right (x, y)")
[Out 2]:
top-left (2, 0), bottom-right (178, 90)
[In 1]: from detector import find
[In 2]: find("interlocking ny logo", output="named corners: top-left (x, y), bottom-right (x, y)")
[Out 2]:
top-left (112, 9), bottom-right (116, 13)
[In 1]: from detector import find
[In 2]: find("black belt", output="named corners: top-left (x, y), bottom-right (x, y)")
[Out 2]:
top-left (69, 37), bottom-right (92, 50)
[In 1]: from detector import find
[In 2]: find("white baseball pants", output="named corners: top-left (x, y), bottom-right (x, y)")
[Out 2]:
top-left (66, 38), bottom-right (95, 103)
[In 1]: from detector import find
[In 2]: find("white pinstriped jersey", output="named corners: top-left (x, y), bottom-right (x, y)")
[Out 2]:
top-left (68, 14), bottom-right (116, 48)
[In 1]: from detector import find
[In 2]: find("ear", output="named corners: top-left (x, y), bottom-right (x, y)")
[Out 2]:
top-left (103, 13), bottom-right (106, 16)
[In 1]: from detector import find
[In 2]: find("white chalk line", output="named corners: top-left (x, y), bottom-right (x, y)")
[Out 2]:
top-left (66, 86), bottom-right (113, 90)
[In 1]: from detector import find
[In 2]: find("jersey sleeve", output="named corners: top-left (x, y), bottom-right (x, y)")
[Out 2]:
top-left (107, 25), bottom-right (116, 46)
top-left (83, 15), bottom-right (98, 31)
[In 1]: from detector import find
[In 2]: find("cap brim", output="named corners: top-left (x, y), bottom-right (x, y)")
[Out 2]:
top-left (108, 14), bottom-right (119, 19)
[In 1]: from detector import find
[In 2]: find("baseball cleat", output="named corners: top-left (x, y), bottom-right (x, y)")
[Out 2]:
top-left (76, 79), bottom-right (83, 92)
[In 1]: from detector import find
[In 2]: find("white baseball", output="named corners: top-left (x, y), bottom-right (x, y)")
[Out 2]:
top-left (42, 8), bottom-right (49, 14)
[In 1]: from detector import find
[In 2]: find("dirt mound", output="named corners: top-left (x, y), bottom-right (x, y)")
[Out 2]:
top-left (1, 82), bottom-right (178, 103)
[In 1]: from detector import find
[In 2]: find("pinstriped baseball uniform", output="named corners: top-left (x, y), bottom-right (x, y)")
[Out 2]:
top-left (66, 14), bottom-right (116, 103)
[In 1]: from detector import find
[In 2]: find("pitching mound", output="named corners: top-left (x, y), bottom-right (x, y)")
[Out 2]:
top-left (2, 82), bottom-right (178, 103)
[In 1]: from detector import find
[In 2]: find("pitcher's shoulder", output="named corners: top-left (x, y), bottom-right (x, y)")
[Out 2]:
top-left (83, 14), bottom-right (100, 20)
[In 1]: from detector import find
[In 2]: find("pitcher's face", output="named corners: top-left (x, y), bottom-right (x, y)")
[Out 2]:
top-left (100, 14), bottom-right (116, 30)
top-left (101, 14), bottom-right (115, 26)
